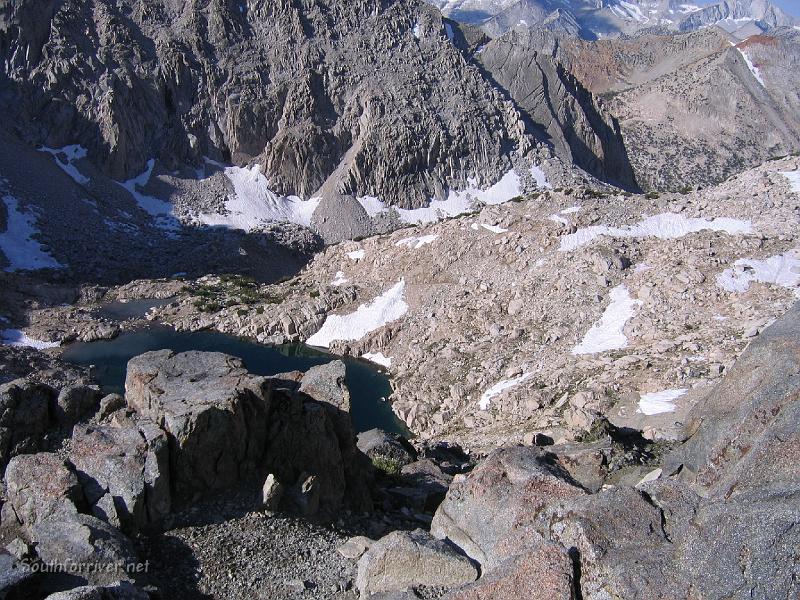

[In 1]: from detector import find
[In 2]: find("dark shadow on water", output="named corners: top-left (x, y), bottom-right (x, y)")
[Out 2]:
top-left (61, 327), bottom-right (408, 435)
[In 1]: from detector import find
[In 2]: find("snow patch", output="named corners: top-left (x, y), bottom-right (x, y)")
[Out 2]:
top-left (118, 160), bottom-right (181, 232)
top-left (572, 285), bottom-right (641, 355)
top-left (716, 250), bottom-right (800, 297)
top-left (397, 170), bottom-right (525, 224)
top-left (413, 22), bottom-right (422, 38)
top-left (549, 214), bottom-right (570, 226)
top-left (362, 352), bottom-right (392, 368)
top-left (560, 213), bottom-right (752, 252)
top-left (347, 249), bottom-right (365, 261)
top-left (529, 165), bottom-right (551, 189)
top-left (471, 223), bottom-right (507, 234)
top-left (307, 280), bottom-right (408, 348)
top-left (561, 205), bottom-right (581, 214)
top-left (331, 271), bottom-right (348, 287)
top-left (0, 195), bottom-right (63, 272)
top-left (737, 48), bottom-right (766, 88)
top-left (613, 1), bottom-right (649, 22)
top-left (781, 171), bottom-right (800, 193)
top-left (479, 372), bottom-right (533, 410)
top-left (196, 164), bottom-right (319, 231)
top-left (637, 389), bottom-right (687, 415)
top-left (1, 329), bottom-right (60, 349)
top-left (357, 196), bottom-right (388, 218)
top-left (395, 234), bottom-right (439, 249)
top-left (39, 145), bottom-right (90, 185)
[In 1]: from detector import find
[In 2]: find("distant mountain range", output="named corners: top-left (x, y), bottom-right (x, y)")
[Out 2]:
top-left (426, 0), bottom-right (798, 38)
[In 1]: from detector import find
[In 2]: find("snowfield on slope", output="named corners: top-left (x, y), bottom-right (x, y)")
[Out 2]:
top-left (118, 160), bottom-right (181, 232)
top-left (716, 251), bottom-right (800, 297)
top-left (307, 280), bottom-right (408, 348)
top-left (358, 166), bottom-right (549, 225)
top-left (559, 213), bottom-right (752, 251)
top-left (361, 352), bottom-right (393, 368)
top-left (197, 164), bottom-right (320, 230)
top-left (572, 285), bottom-right (642, 354)
top-left (0, 195), bottom-right (63, 272)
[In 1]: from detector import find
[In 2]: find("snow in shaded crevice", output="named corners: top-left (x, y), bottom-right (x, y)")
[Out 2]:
top-left (395, 234), bottom-right (439, 249)
top-left (39, 145), bottom-right (90, 185)
top-left (572, 285), bottom-right (641, 355)
top-left (1, 329), bottom-right (60, 349)
top-left (637, 389), bottom-right (687, 415)
top-left (0, 195), bottom-right (63, 272)
top-left (559, 213), bottom-right (752, 252)
top-left (716, 250), bottom-right (800, 298)
top-left (479, 372), bottom-right (533, 410)
top-left (117, 160), bottom-right (181, 233)
top-left (736, 47), bottom-right (766, 88)
top-left (307, 280), bottom-right (408, 348)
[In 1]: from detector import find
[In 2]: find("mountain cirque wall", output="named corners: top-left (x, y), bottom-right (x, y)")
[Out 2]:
top-left (0, 0), bottom-right (533, 208)
top-left (0, 0), bottom-right (643, 210)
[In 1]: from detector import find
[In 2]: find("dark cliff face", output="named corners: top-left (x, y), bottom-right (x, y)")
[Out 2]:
top-left (476, 33), bottom-right (640, 191)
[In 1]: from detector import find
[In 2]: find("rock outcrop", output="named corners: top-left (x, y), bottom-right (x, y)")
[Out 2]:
top-left (355, 528), bottom-right (477, 597)
top-left (0, 379), bottom-right (53, 470)
top-left (69, 422), bottom-right (171, 531)
top-left (125, 350), bottom-right (271, 497)
top-left (125, 350), bottom-right (370, 515)
top-left (430, 446), bottom-right (585, 569)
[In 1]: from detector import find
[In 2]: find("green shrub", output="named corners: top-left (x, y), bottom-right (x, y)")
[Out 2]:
top-left (371, 455), bottom-right (403, 476)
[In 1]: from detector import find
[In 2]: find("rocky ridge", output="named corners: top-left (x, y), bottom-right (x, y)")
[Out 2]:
top-left (476, 25), bottom-right (800, 191)
top-left (430, 0), bottom-right (799, 39)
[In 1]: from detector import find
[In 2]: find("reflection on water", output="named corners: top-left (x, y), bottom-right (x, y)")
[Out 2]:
top-left (62, 327), bottom-right (407, 435)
